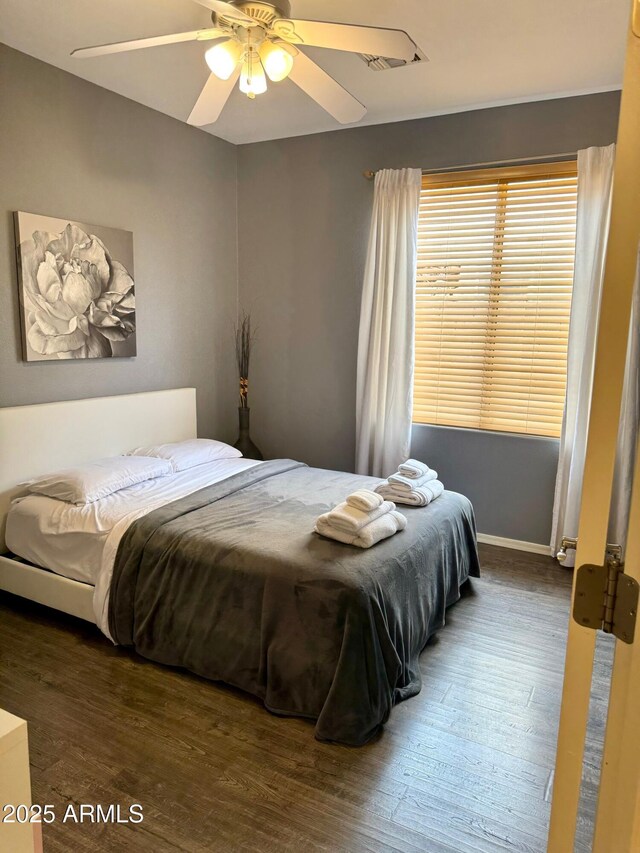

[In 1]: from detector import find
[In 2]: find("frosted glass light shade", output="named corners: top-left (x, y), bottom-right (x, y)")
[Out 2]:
top-left (239, 53), bottom-right (267, 97)
top-left (205, 40), bottom-right (242, 80)
top-left (259, 41), bottom-right (294, 82)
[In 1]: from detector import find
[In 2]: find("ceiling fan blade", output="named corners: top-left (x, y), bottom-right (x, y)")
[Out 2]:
top-left (288, 51), bottom-right (366, 125)
top-left (71, 28), bottom-right (224, 58)
top-left (192, 0), bottom-right (254, 24)
top-left (188, 68), bottom-right (240, 126)
top-left (273, 19), bottom-right (417, 62)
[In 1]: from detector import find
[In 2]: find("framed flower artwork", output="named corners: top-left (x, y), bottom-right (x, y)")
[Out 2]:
top-left (14, 211), bottom-right (136, 361)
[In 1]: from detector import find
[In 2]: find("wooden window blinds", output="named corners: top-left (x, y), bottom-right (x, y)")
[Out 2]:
top-left (413, 161), bottom-right (578, 437)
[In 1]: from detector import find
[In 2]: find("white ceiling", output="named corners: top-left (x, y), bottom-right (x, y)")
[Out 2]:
top-left (0, 0), bottom-right (629, 145)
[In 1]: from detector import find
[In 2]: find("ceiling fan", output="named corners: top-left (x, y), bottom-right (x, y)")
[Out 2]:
top-left (71, 0), bottom-right (418, 127)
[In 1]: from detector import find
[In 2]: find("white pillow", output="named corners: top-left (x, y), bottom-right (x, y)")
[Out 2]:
top-left (21, 456), bottom-right (173, 505)
top-left (126, 438), bottom-right (242, 472)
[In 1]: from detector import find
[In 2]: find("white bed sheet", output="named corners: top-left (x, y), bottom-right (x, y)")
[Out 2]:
top-left (6, 457), bottom-right (261, 637)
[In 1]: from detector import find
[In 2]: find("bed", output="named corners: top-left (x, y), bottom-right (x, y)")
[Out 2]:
top-left (0, 389), bottom-right (480, 745)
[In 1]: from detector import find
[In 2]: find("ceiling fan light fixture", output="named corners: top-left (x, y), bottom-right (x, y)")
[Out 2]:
top-left (239, 49), bottom-right (268, 98)
top-left (72, 0), bottom-right (420, 126)
top-left (205, 39), bottom-right (243, 80)
top-left (259, 40), bottom-right (294, 82)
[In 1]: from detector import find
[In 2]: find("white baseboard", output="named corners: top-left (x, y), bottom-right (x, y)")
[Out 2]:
top-left (476, 533), bottom-right (550, 556)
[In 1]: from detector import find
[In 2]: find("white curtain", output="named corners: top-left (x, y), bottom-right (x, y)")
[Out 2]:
top-left (551, 145), bottom-right (616, 565)
top-left (609, 254), bottom-right (640, 548)
top-left (355, 168), bottom-right (422, 477)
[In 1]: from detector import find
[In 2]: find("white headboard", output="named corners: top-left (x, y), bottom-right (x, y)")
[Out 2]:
top-left (0, 388), bottom-right (197, 552)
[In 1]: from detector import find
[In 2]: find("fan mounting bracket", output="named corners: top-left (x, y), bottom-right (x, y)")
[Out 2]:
top-left (214, 1), bottom-right (291, 28)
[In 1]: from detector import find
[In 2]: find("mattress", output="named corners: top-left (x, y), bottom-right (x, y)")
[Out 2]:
top-left (5, 458), bottom-right (261, 588)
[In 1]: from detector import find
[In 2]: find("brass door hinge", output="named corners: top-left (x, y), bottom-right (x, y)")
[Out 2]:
top-left (573, 545), bottom-right (639, 644)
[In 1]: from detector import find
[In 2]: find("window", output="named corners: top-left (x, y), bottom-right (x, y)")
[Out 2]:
top-left (413, 161), bottom-right (578, 438)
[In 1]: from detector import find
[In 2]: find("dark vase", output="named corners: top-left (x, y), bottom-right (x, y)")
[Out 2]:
top-left (234, 407), bottom-right (263, 460)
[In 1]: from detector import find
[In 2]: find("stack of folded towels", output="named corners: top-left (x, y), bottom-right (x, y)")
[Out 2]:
top-left (315, 489), bottom-right (407, 548)
top-left (375, 458), bottom-right (444, 507)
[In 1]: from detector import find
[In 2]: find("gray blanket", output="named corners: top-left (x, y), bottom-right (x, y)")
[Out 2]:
top-left (110, 459), bottom-right (480, 745)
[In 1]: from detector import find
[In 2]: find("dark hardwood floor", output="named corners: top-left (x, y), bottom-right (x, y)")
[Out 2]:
top-left (0, 544), bottom-right (612, 852)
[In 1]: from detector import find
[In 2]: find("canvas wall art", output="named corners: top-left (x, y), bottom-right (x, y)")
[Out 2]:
top-left (14, 211), bottom-right (136, 361)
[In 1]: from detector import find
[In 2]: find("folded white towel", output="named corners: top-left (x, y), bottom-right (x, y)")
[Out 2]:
top-left (345, 489), bottom-right (384, 513)
top-left (322, 499), bottom-right (395, 535)
top-left (315, 510), bottom-right (407, 548)
top-left (388, 469), bottom-right (438, 491)
top-left (398, 458), bottom-right (431, 479)
top-left (376, 480), bottom-right (445, 507)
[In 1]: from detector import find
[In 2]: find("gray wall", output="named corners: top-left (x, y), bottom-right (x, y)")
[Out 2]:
top-left (0, 44), bottom-right (239, 443)
top-left (411, 426), bottom-right (560, 544)
top-left (237, 92), bottom-right (621, 544)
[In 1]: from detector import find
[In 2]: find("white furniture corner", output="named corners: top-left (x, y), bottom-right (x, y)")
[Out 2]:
top-left (0, 388), bottom-right (198, 622)
top-left (0, 710), bottom-right (40, 853)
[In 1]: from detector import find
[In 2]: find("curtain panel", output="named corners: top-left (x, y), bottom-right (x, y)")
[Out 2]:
top-left (551, 145), bottom-right (617, 564)
top-left (356, 167), bottom-right (421, 478)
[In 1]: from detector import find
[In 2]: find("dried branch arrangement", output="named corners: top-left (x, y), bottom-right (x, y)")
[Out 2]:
top-left (235, 311), bottom-right (254, 409)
